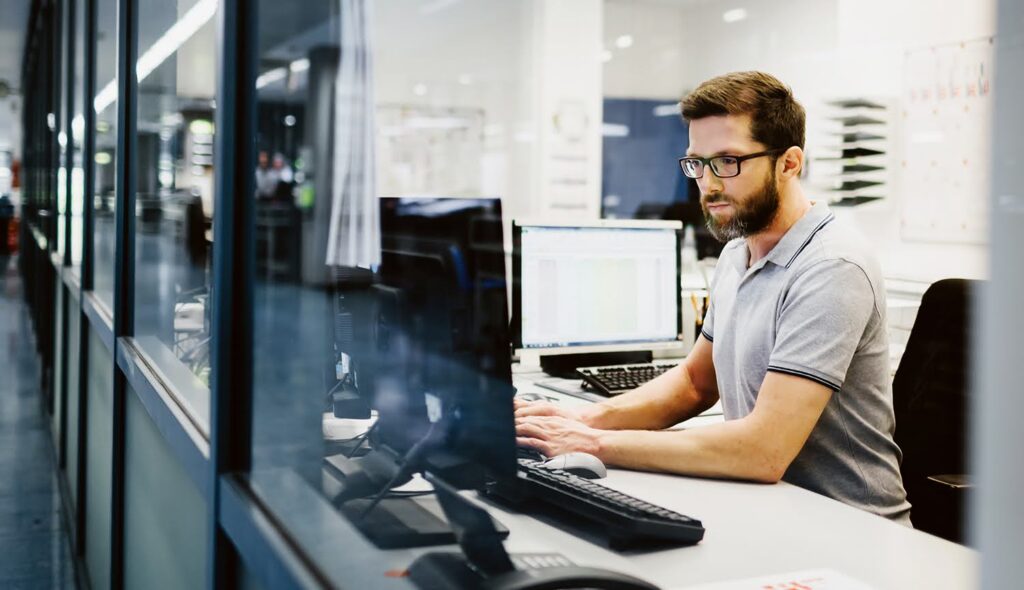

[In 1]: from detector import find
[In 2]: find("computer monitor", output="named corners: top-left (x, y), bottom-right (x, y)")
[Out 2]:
top-left (370, 197), bottom-right (517, 486)
top-left (512, 219), bottom-right (684, 366)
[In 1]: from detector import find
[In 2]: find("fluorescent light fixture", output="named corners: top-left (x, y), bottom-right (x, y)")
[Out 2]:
top-left (722, 8), bottom-right (747, 23)
top-left (413, 83), bottom-right (428, 96)
top-left (458, 73), bottom-right (473, 86)
top-left (653, 103), bottom-right (681, 117)
top-left (137, 0), bottom-right (217, 80)
top-left (615, 35), bottom-right (633, 49)
top-left (602, 123), bottom-right (630, 137)
top-left (94, 0), bottom-right (217, 113)
top-left (71, 115), bottom-right (85, 141)
top-left (256, 67), bottom-right (287, 89)
top-left (289, 58), bottom-right (310, 73)
top-left (601, 49), bottom-right (613, 63)
top-left (93, 83), bottom-right (117, 114)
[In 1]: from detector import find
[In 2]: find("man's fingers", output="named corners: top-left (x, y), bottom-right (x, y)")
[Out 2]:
top-left (514, 403), bottom-right (558, 418)
top-left (514, 420), bottom-right (549, 440)
top-left (516, 437), bottom-right (550, 456)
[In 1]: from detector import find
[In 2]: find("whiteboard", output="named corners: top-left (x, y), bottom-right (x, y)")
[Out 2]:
top-left (900, 37), bottom-right (993, 244)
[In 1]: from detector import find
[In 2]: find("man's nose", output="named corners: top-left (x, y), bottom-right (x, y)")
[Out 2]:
top-left (697, 170), bottom-right (723, 195)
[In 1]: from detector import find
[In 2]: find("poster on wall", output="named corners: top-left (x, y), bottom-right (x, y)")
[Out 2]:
top-left (375, 105), bottom-right (484, 198)
top-left (900, 36), bottom-right (994, 245)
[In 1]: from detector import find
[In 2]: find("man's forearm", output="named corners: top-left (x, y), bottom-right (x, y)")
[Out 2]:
top-left (593, 418), bottom-right (783, 483)
top-left (582, 364), bottom-right (717, 431)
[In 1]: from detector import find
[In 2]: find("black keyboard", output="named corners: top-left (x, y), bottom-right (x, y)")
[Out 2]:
top-left (577, 363), bottom-right (676, 397)
top-left (488, 458), bottom-right (705, 549)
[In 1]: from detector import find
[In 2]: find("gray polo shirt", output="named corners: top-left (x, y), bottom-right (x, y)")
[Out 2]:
top-left (702, 201), bottom-right (911, 525)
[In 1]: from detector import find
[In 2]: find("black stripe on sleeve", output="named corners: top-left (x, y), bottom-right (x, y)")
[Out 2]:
top-left (767, 365), bottom-right (841, 391)
top-left (700, 329), bottom-right (713, 342)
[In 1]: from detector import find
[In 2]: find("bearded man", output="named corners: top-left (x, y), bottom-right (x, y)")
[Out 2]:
top-left (515, 71), bottom-right (911, 525)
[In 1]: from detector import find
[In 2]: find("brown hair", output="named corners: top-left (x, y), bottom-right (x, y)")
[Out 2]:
top-left (681, 71), bottom-right (805, 150)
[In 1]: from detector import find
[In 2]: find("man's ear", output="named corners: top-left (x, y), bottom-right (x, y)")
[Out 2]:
top-left (778, 146), bottom-right (804, 180)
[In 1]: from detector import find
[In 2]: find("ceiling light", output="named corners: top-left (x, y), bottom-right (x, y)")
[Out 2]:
top-left (256, 67), bottom-right (287, 89)
top-left (413, 83), bottom-right (428, 96)
top-left (94, 0), bottom-right (217, 113)
top-left (615, 35), bottom-right (633, 49)
top-left (722, 8), bottom-right (747, 23)
top-left (601, 50), bottom-right (613, 63)
top-left (458, 74), bottom-right (472, 86)
top-left (652, 103), bottom-right (681, 117)
top-left (289, 58), bottom-right (310, 73)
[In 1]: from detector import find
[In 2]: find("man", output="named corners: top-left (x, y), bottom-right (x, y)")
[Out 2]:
top-left (516, 71), bottom-right (911, 525)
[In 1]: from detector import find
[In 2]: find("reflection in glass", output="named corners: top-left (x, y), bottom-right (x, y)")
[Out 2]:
top-left (70, 0), bottom-right (86, 267)
top-left (93, 0), bottom-right (118, 306)
top-left (132, 0), bottom-right (219, 427)
top-left (249, 0), bottom-right (531, 570)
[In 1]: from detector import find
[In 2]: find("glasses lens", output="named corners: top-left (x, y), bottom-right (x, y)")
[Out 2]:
top-left (681, 159), bottom-right (703, 178)
top-left (710, 156), bottom-right (739, 178)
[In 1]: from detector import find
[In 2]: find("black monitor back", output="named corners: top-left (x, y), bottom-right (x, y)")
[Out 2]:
top-left (371, 197), bottom-right (516, 488)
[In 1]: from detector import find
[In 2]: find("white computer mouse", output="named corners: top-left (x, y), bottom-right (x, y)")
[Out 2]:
top-left (541, 452), bottom-right (607, 479)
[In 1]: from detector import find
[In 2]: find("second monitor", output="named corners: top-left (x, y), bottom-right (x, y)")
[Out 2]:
top-left (512, 219), bottom-right (684, 373)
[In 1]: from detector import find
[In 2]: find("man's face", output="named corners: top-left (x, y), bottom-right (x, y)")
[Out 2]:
top-left (687, 114), bottom-right (781, 242)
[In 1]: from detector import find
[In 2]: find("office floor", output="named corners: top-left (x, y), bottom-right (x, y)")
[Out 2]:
top-left (0, 254), bottom-right (77, 589)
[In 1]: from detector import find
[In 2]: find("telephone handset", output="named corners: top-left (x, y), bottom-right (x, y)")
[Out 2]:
top-left (408, 474), bottom-right (660, 590)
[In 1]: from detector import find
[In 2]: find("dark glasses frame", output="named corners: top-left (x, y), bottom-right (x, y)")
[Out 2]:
top-left (678, 148), bottom-right (788, 179)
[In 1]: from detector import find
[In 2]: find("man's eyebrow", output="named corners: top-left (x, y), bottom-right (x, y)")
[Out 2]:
top-left (684, 149), bottom-right (742, 158)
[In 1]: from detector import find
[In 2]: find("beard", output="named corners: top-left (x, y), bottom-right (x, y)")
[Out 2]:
top-left (701, 168), bottom-right (781, 242)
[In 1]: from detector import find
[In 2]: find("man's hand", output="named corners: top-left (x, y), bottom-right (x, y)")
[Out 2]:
top-left (513, 398), bottom-right (586, 422)
top-left (515, 414), bottom-right (603, 457)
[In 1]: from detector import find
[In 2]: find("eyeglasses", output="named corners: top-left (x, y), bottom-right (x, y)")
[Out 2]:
top-left (678, 148), bottom-right (786, 179)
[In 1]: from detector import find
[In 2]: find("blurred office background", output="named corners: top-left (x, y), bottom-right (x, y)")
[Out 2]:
top-left (0, 0), bottom-right (1021, 588)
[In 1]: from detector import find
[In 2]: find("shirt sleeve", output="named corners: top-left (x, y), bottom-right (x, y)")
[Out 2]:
top-left (700, 299), bottom-right (715, 342)
top-left (767, 259), bottom-right (877, 391)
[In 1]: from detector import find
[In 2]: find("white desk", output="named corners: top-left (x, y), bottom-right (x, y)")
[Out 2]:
top-left (488, 369), bottom-right (978, 589)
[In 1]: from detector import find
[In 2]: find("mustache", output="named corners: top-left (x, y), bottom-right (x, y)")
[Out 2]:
top-left (702, 193), bottom-right (730, 205)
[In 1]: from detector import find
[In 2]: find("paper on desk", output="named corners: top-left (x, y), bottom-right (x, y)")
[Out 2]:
top-left (676, 568), bottom-right (875, 590)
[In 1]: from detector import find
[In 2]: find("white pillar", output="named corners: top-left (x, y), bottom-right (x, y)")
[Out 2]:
top-left (972, 0), bottom-right (1024, 586)
top-left (530, 0), bottom-right (603, 220)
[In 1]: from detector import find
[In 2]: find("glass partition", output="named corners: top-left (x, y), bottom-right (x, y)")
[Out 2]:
top-left (132, 0), bottom-right (219, 431)
top-left (69, 0), bottom-right (87, 268)
top-left (92, 0), bottom-right (119, 308)
top-left (247, 1), bottom-right (540, 574)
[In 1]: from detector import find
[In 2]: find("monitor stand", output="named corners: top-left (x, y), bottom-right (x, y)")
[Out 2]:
top-left (540, 350), bottom-right (651, 379)
top-left (323, 452), bottom-right (508, 549)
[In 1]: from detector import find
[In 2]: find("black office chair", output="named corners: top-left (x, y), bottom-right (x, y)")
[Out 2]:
top-left (892, 278), bottom-right (977, 544)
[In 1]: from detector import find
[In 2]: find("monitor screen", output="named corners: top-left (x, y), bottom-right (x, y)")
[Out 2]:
top-left (512, 221), bottom-right (682, 353)
top-left (366, 197), bottom-right (517, 488)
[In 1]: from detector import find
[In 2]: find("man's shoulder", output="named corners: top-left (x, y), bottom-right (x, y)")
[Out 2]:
top-left (793, 213), bottom-right (881, 279)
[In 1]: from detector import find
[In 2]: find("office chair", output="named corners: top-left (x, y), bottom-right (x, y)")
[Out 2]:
top-left (892, 278), bottom-right (977, 544)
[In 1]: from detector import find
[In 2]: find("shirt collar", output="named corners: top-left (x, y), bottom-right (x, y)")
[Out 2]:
top-left (763, 200), bottom-right (834, 268)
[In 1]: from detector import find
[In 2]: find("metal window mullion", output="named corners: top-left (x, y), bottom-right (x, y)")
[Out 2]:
top-left (110, 0), bottom-right (139, 583)
top-left (75, 0), bottom-right (99, 558)
top-left (208, 0), bottom-right (257, 586)
top-left (63, 0), bottom-right (75, 268)
top-left (50, 0), bottom-right (61, 251)
top-left (56, 0), bottom-right (78, 479)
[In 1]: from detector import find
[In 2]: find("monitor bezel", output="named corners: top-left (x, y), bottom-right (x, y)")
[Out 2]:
top-left (511, 218), bottom-right (684, 359)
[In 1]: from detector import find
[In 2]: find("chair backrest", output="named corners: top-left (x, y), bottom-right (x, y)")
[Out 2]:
top-left (892, 278), bottom-right (976, 534)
